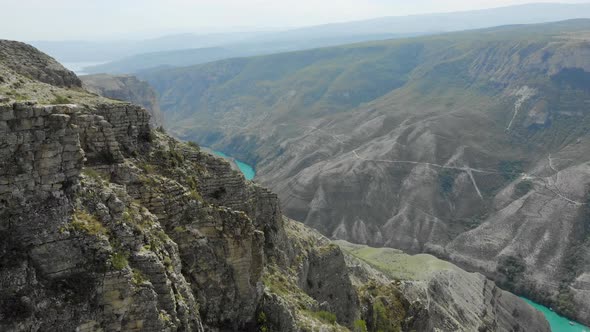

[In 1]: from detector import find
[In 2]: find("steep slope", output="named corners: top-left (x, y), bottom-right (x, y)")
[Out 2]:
top-left (0, 41), bottom-right (549, 331)
top-left (338, 241), bottom-right (551, 332)
top-left (0, 40), bottom-right (81, 88)
top-left (141, 20), bottom-right (590, 324)
top-left (81, 74), bottom-right (164, 126)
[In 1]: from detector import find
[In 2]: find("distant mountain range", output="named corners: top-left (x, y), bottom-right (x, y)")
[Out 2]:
top-left (32, 2), bottom-right (590, 74)
top-left (80, 33), bottom-right (407, 74)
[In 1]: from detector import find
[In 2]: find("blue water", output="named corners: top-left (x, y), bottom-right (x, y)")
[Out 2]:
top-left (212, 150), bottom-right (256, 180)
top-left (520, 297), bottom-right (589, 332)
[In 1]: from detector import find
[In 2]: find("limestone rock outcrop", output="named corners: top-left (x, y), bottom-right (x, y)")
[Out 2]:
top-left (0, 101), bottom-right (202, 331)
top-left (82, 74), bottom-right (164, 127)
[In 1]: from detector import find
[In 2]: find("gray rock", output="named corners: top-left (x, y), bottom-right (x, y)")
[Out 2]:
top-left (0, 39), bottom-right (81, 88)
top-left (81, 74), bottom-right (164, 127)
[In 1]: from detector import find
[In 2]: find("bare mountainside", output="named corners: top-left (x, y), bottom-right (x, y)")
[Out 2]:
top-left (140, 20), bottom-right (590, 324)
top-left (81, 73), bottom-right (164, 126)
top-left (0, 40), bottom-right (551, 331)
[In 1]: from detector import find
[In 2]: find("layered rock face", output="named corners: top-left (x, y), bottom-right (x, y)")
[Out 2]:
top-left (0, 101), bottom-right (202, 331)
top-left (340, 241), bottom-right (551, 332)
top-left (0, 97), bottom-right (279, 330)
top-left (0, 100), bottom-right (393, 332)
top-left (81, 74), bottom-right (164, 127)
top-left (0, 103), bottom-right (83, 201)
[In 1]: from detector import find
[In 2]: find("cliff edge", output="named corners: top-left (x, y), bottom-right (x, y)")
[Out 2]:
top-left (0, 39), bottom-right (549, 332)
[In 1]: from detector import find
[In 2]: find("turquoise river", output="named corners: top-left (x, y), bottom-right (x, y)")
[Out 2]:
top-left (212, 150), bottom-right (256, 180)
top-left (520, 298), bottom-right (588, 332)
top-left (212, 150), bottom-right (588, 332)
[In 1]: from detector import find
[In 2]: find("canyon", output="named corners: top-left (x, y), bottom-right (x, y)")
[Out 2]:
top-left (138, 20), bottom-right (590, 326)
top-left (0, 39), bottom-right (552, 331)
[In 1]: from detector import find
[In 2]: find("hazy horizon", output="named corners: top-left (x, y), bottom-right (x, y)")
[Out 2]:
top-left (3, 0), bottom-right (590, 41)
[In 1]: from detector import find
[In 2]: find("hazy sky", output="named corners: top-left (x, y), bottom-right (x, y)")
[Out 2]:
top-left (3, 0), bottom-right (590, 41)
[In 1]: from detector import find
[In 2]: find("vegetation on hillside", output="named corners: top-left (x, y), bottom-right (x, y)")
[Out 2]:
top-left (137, 20), bottom-right (590, 325)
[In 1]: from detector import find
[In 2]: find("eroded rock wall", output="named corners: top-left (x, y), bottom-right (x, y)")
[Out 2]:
top-left (0, 101), bottom-right (203, 331)
top-left (82, 74), bottom-right (164, 127)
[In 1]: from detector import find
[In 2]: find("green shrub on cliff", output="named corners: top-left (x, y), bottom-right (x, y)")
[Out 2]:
top-left (132, 269), bottom-right (147, 285)
top-left (51, 94), bottom-right (70, 104)
top-left (71, 210), bottom-right (107, 236)
top-left (353, 319), bottom-right (368, 332)
top-left (257, 311), bottom-right (268, 332)
top-left (110, 252), bottom-right (129, 270)
top-left (314, 310), bottom-right (337, 325)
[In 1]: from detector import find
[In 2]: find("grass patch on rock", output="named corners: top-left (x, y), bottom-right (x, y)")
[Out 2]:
top-left (336, 240), bottom-right (456, 281)
top-left (50, 94), bottom-right (71, 104)
top-left (71, 210), bottom-right (107, 236)
top-left (110, 252), bottom-right (129, 270)
top-left (313, 310), bottom-right (337, 325)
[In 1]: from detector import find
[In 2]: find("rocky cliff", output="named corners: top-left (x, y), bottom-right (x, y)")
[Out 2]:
top-left (140, 19), bottom-right (590, 324)
top-left (339, 241), bottom-right (551, 332)
top-left (0, 39), bottom-right (550, 331)
top-left (81, 74), bottom-right (164, 127)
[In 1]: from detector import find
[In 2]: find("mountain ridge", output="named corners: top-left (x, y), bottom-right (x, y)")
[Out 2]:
top-left (35, 3), bottom-right (590, 74)
top-left (139, 19), bottom-right (590, 325)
